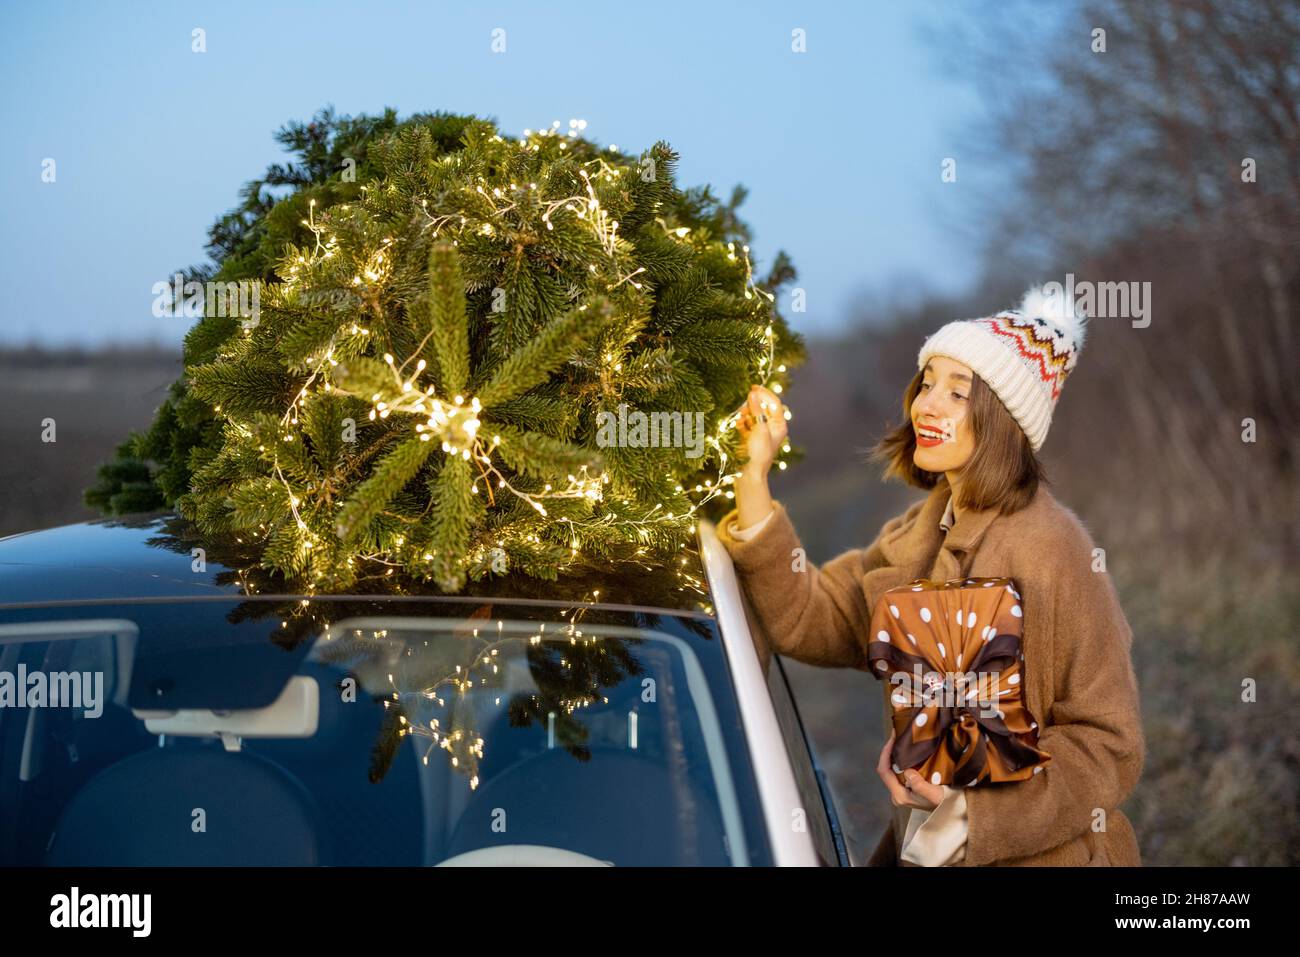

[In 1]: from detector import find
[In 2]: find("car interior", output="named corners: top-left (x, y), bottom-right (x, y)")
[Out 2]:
top-left (0, 613), bottom-right (747, 866)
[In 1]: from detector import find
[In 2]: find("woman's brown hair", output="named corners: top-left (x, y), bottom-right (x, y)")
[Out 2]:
top-left (869, 368), bottom-right (1044, 515)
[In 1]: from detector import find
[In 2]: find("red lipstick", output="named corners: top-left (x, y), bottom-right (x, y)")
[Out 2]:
top-left (915, 423), bottom-right (947, 447)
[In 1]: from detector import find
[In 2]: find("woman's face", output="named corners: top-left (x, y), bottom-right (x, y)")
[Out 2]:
top-left (911, 355), bottom-right (976, 473)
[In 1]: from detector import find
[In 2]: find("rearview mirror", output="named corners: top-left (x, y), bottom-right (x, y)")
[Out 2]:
top-left (132, 675), bottom-right (319, 752)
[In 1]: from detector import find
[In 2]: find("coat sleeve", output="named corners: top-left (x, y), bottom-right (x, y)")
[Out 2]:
top-left (715, 498), bottom-right (920, 669)
top-left (962, 524), bottom-right (1145, 865)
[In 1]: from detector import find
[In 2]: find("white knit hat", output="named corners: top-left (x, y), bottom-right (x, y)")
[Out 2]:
top-left (917, 285), bottom-right (1088, 451)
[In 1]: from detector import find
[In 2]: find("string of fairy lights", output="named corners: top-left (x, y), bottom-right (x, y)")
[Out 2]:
top-left (219, 120), bottom-right (792, 592)
top-left (323, 603), bottom-right (623, 791)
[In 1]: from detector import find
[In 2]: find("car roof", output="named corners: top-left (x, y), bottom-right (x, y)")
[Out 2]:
top-left (0, 512), bottom-right (715, 617)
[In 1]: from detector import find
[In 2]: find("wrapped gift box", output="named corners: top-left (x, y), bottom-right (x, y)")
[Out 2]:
top-left (868, 576), bottom-right (1051, 787)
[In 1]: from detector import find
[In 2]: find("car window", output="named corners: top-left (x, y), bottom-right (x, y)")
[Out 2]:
top-left (0, 601), bottom-right (772, 866)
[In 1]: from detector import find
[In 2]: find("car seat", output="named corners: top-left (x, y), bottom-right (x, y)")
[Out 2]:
top-left (244, 661), bottom-right (426, 865)
top-left (44, 745), bottom-right (325, 866)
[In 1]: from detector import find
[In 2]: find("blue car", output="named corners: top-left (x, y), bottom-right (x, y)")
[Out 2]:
top-left (0, 513), bottom-right (851, 867)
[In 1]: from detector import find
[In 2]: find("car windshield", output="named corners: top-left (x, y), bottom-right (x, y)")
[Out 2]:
top-left (0, 597), bottom-right (772, 866)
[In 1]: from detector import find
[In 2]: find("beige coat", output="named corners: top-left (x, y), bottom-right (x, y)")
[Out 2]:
top-left (716, 474), bottom-right (1144, 866)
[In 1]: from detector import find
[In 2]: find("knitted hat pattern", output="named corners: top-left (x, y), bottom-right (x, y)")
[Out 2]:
top-left (917, 286), bottom-right (1088, 451)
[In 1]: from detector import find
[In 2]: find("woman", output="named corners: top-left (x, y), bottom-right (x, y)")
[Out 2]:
top-left (717, 287), bottom-right (1144, 866)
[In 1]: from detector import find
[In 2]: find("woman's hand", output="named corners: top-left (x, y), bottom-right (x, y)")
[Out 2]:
top-left (735, 384), bottom-right (788, 478)
top-left (875, 730), bottom-right (944, 811)
top-left (732, 384), bottom-right (787, 530)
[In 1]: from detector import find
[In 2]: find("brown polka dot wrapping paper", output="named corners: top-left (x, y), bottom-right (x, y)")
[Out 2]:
top-left (868, 577), bottom-right (1051, 788)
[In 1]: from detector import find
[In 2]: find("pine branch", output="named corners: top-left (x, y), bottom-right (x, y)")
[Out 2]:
top-left (476, 298), bottom-right (615, 408)
top-left (426, 243), bottom-right (469, 395)
top-left (427, 454), bottom-right (480, 590)
top-left (334, 434), bottom-right (438, 543)
top-left (188, 355), bottom-right (302, 418)
top-left (488, 422), bottom-right (602, 478)
top-left (672, 319), bottom-right (764, 366)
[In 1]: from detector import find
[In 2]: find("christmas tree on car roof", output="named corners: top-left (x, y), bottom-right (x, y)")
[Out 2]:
top-left (86, 108), bottom-right (803, 594)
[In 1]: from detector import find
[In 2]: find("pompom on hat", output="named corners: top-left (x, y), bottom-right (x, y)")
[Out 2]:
top-left (917, 285), bottom-right (1088, 451)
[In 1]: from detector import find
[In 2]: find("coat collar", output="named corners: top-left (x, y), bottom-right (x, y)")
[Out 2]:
top-left (878, 474), bottom-right (1002, 569)
top-left (941, 476), bottom-right (1003, 556)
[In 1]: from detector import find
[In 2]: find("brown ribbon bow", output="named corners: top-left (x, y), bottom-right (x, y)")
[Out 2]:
top-left (867, 576), bottom-right (1051, 788)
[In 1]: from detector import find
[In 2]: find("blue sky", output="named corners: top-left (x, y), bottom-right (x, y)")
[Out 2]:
top-left (1, 0), bottom-right (997, 346)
